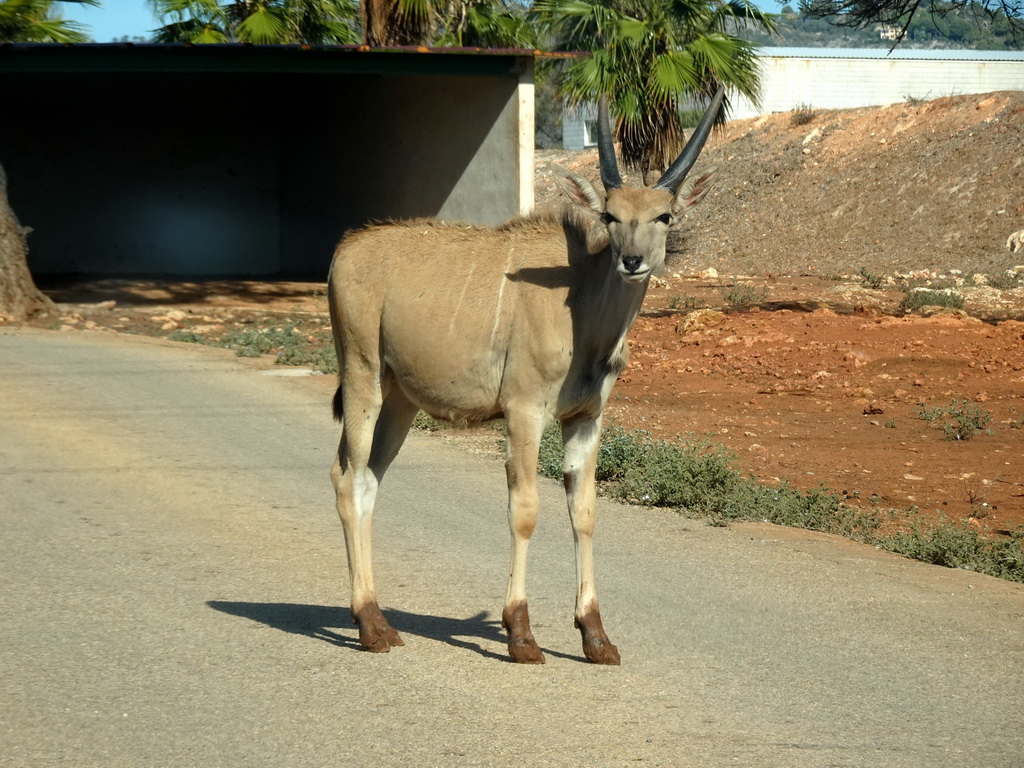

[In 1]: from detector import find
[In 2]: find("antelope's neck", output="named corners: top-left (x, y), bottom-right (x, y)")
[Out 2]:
top-left (575, 259), bottom-right (649, 370)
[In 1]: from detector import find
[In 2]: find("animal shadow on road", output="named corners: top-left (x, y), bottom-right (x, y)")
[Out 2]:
top-left (208, 601), bottom-right (587, 662)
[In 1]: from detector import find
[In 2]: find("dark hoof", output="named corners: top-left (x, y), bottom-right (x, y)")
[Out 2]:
top-left (359, 625), bottom-right (405, 653)
top-left (575, 611), bottom-right (620, 665)
top-left (362, 633), bottom-right (393, 653)
top-left (582, 638), bottom-right (620, 665)
top-left (380, 623), bottom-right (405, 647)
top-left (354, 603), bottom-right (404, 652)
top-left (503, 602), bottom-right (544, 664)
top-left (508, 638), bottom-right (546, 664)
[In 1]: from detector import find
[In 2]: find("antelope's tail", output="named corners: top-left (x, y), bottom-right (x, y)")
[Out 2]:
top-left (332, 383), bottom-right (344, 423)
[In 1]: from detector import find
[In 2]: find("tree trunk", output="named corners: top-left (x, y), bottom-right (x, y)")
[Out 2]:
top-left (0, 162), bottom-right (56, 322)
top-left (361, 0), bottom-right (434, 46)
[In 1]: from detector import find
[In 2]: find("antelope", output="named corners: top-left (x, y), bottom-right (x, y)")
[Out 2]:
top-left (328, 88), bottom-right (725, 664)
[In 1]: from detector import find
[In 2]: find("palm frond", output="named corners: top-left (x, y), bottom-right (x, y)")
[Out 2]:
top-left (193, 22), bottom-right (228, 41)
top-left (151, 16), bottom-right (227, 42)
top-left (687, 32), bottom-right (761, 100)
top-left (235, 4), bottom-right (290, 43)
top-left (149, 0), bottom-right (222, 22)
top-left (1, 0), bottom-right (98, 42)
top-left (536, 0), bottom-right (771, 172)
top-left (150, 0), bottom-right (359, 44)
top-left (22, 16), bottom-right (92, 41)
top-left (149, 0), bottom-right (228, 42)
top-left (650, 49), bottom-right (699, 99)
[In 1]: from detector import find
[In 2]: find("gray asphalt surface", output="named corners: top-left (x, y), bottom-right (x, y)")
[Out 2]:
top-left (2, 329), bottom-right (1022, 768)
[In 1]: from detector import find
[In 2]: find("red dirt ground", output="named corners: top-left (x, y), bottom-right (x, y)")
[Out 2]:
top-left (613, 303), bottom-right (1024, 534)
top-left (23, 91), bottom-right (1024, 538)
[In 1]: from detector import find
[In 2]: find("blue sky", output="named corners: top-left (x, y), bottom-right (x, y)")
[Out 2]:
top-left (65, 0), bottom-right (785, 43)
top-left (67, 0), bottom-right (162, 42)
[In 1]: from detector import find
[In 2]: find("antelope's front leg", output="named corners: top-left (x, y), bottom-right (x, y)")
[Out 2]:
top-left (562, 415), bottom-right (620, 665)
top-left (502, 411), bottom-right (545, 664)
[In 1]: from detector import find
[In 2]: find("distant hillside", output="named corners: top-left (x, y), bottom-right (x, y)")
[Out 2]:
top-left (743, 4), bottom-right (1021, 51)
top-left (536, 91), bottom-right (1024, 277)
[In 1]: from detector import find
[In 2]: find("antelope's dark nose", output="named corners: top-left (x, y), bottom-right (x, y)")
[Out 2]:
top-left (622, 256), bottom-right (643, 273)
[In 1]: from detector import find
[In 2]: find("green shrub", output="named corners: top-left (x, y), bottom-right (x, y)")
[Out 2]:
top-left (224, 324), bottom-right (337, 373)
top-left (537, 422), bottom-right (565, 479)
top-left (539, 426), bottom-right (742, 512)
top-left (167, 330), bottom-right (207, 344)
top-left (879, 522), bottom-right (1024, 582)
top-left (986, 271), bottom-right (1023, 290)
top-left (790, 103), bottom-right (817, 126)
top-left (166, 322), bottom-right (338, 374)
top-left (496, 420), bottom-right (1023, 583)
top-left (714, 481), bottom-right (880, 539)
top-left (614, 435), bottom-right (741, 511)
top-left (668, 294), bottom-right (707, 311)
top-left (412, 411), bottom-right (445, 431)
top-left (900, 288), bottom-right (964, 312)
top-left (596, 425), bottom-right (649, 481)
top-left (536, 425), bottom-right (868, 528)
top-left (916, 399), bottom-right (991, 441)
top-left (218, 324), bottom-right (303, 357)
top-left (858, 266), bottom-right (883, 289)
top-left (720, 283), bottom-right (768, 307)
top-left (276, 342), bottom-right (338, 373)
top-left (678, 107), bottom-right (705, 129)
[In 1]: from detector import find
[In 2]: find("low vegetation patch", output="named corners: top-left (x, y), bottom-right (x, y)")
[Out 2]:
top-left (667, 294), bottom-right (707, 311)
top-left (858, 266), bottom-right (884, 290)
top-left (986, 270), bottom-right (1024, 290)
top-left (169, 321), bottom-right (338, 373)
top-left (719, 282), bottom-right (768, 307)
top-left (538, 425), bottom-right (878, 537)
top-left (916, 399), bottom-right (991, 441)
top-left (412, 412), bottom-right (446, 431)
top-left (880, 522), bottom-right (1024, 582)
top-left (678, 107), bottom-right (705, 130)
top-left (534, 423), bottom-right (1022, 583)
top-left (790, 103), bottom-right (817, 127)
top-left (900, 287), bottom-right (964, 312)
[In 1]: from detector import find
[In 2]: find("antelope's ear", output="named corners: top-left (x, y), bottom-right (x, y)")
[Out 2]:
top-left (671, 166), bottom-right (717, 218)
top-left (553, 165), bottom-right (604, 216)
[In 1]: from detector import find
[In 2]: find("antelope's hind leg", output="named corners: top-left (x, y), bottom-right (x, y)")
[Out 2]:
top-left (501, 410), bottom-right (546, 664)
top-left (562, 415), bottom-right (620, 665)
top-left (331, 383), bottom-right (419, 653)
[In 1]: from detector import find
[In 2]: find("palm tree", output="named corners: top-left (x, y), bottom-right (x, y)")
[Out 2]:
top-left (1, 0), bottom-right (94, 319)
top-left (0, 0), bottom-right (97, 42)
top-left (149, 0), bottom-right (361, 44)
top-left (151, 0), bottom-right (534, 47)
top-left (535, 0), bottom-right (775, 175)
top-left (362, 0), bottom-right (535, 47)
top-left (434, 1), bottom-right (536, 47)
top-left (1, 163), bottom-right (56, 321)
top-left (361, 0), bottom-right (431, 45)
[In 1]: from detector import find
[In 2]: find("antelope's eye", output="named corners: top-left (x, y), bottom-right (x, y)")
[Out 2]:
top-left (601, 212), bottom-right (618, 225)
top-left (656, 213), bottom-right (672, 225)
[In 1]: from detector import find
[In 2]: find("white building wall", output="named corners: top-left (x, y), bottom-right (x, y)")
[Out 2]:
top-left (562, 104), bottom-right (595, 149)
top-left (563, 49), bottom-right (1024, 146)
top-left (730, 49), bottom-right (1024, 119)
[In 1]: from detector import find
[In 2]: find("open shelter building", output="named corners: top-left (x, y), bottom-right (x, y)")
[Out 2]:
top-left (0, 44), bottom-right (536, 278)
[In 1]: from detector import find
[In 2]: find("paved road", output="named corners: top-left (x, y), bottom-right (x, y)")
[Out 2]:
top-left (2, 329), bottom-right (1022, 768)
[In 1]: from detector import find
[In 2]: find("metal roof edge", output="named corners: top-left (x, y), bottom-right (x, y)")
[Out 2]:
top-left (0, 42), bottom-right (545, 76)
top-left (758, 45), bottom-right (1024, 61)
top-left (1, 41), bottom-right (531, 52)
